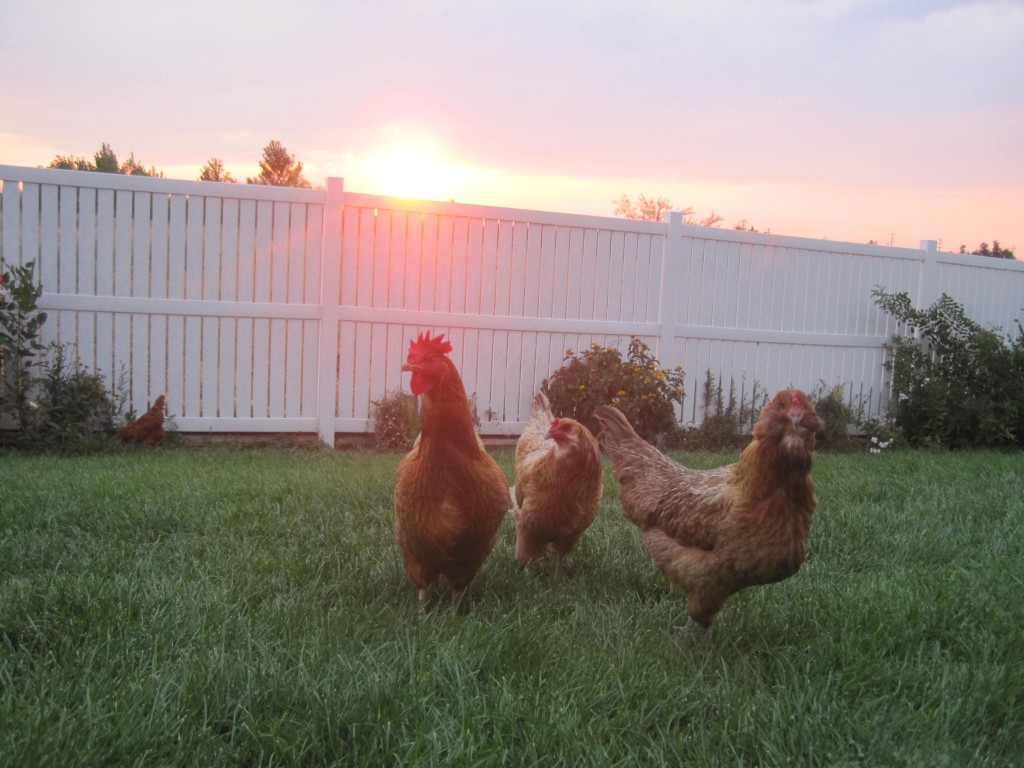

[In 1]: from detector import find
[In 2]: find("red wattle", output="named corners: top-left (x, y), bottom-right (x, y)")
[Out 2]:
top-left (409, 371), bottom-right (432, 396)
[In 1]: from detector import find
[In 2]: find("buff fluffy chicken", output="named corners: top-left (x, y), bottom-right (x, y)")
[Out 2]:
top-left (118, 394), bottom-right (167, 447)
top-left (511, 392), bottom-right (603, 577)
top-left (393, 332), bottom-right (509, 610)
top-left (594, 389), bottom-right (823, 637)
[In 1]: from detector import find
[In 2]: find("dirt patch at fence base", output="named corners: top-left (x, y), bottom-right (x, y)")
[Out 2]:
top-left (175, 432), bottom-right (518, 451)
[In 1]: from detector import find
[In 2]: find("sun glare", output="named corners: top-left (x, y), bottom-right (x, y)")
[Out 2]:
top-left (367, 144), bottom-right (466, 201)
top-left (375, 148), bottom-right (441, 198)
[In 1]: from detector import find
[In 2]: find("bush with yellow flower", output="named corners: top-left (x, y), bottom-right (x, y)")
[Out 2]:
top-left (541, 337), bottom-right (685, 443)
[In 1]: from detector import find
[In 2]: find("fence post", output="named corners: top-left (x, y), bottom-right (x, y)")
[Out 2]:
top-left (916, 238), bottom-right (939, 310)
top-left (317, 177), bottom-right (344, 447)
top-left (657, 210), bottom-right (684, 371)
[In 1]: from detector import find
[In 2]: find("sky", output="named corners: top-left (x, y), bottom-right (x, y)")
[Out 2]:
top-left (1, 0), bottom-right (1022, 254)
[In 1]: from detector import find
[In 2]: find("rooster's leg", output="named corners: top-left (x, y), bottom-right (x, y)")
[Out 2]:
top-left (553, 554), bottom-right (564, 580)
top-left (417, 588), bottom-right (429, 615)
top-left (677, 617), bottom-right (710, 642)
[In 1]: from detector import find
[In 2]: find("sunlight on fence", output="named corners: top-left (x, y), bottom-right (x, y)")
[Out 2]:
top-left (2, 165), bottom-right (1023, 443)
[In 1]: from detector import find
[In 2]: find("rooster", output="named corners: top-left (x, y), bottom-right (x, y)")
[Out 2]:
top-left (594, 389), bottom-right (823, 637)
top-left (512, 392), bottom-right (603, 578)
top-left (118, 394), bottom-right (167, 447)
top-left (393, 332), bottom-right (509, 610)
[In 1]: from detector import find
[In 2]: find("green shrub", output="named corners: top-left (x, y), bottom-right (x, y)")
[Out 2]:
top-left (873, 289), bottom-right (1024, 448)
top-left (0, 260), bottom-right (48, 428)
top-left (541, 338), bottom-right (685, 442)
top-left (370, 389), bottom-right (421, 450)
top-left (16, 344), bottom-right (128, 452)
top-left (855, 410), bottom-right (903, 454)
top-left (370, 389), bottom-right (482, 451)
top-left (810, 381), bottom-right (864, 450)
top-left (675, 371), bottom-right (767, 450)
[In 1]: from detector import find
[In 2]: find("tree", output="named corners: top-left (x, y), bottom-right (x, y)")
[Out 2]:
top-left (959, 241), bottom-right (1016, 260)
top-left (614, 193), bottom-right (674, 222)
top-left (695, 210), bottom-right (724, 228)
top-left (48, 154), bottom-right (93, 171)
top-left (246, 140), bottom-right (311, 188)
top-left (93, 143), bottom-right (120, 173)
top-left (48, 143), bottom-right (162, 177)
top-left (198, 157), bottom-right (237, 183)
top-left (614, 193), bottom-right (724, 227)
top-left (120, 152), bottom-right (162, 177)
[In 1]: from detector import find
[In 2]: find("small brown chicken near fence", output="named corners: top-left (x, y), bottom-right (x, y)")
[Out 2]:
top-left (118, 395), bottom-right (167, 447)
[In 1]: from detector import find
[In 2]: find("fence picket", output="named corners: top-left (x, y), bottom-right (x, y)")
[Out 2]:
top-left (39, 185), bottom-right (58, 289)
top-left (451, 216), bottom-right (469, 314)
top-left (167, 195), bottom-right (186, 300)
top-left (58, 187), bottom-right (77, 295)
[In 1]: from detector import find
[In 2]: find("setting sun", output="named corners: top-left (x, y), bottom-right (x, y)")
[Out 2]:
top-left (363, 143), bottom-right (472, 201)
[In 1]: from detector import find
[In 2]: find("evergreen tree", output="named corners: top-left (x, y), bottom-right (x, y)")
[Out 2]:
top-left (47, 143), bottom-right (162, 176)
top-left (959, 241), bottom-right (1016, 260)
top-left (198, 157), bottom-right (237, 183)
top-left (246, 140), bottom-right (311, 188)
top-left (48, 154), bottom-right (93, 171)
top-left (93, 143), bottom-right (120, 173)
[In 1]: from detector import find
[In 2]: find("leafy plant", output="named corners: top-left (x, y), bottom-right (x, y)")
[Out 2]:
top-left (16, 344), bottom-right (129, 452)
top-left (810, 381), bottom-right (865, 450)
top-left (370, 389), bottom-right (483, 450)
top-left (371, 389), bottom-right (421, 450)
top-left (864, 417), bottom-right (900, 453)
top-left (541, 338), bottom-right (685, 443)
top-left (675, 371), bottom-right (768, 450)
top-left (873, 288), bottom-right (1024, 448)
top-left (0, 260), bottom-right (48, 428)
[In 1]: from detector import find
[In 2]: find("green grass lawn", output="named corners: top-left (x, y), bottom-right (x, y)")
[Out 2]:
top-left (2, 446), bottom-right (1022, 766)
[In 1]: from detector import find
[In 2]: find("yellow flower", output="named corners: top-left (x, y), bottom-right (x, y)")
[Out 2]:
top-left (578, 384), bottom-right (586, 390)
top-left (616, 390), bottom-right (626, 397)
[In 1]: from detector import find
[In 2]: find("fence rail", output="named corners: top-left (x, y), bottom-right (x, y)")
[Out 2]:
top-left (2, 164), bottom-right (1023, 444)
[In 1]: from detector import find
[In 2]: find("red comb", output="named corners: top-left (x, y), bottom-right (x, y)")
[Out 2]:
top-left (407, 331), bottom-right (453, 363)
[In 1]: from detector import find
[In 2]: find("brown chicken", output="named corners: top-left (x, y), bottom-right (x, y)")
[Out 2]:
top-left (512, 392), bottom-right (603, 577)
top-left (393, 332), bottom-right (509, 610)
top-left (118, 394), bottom-right (167, 446)
top-left (594, 389), bottom-right (823, 637)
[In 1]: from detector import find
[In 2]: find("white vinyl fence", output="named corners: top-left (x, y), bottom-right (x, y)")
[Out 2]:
top-left (2, 164), bottom-right (1023, 445)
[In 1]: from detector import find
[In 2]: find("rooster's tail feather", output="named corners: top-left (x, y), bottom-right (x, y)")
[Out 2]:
top-left (532, 391), bottom-right (552, 417)
top-left (593, 405), bottom-right (638, 446)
